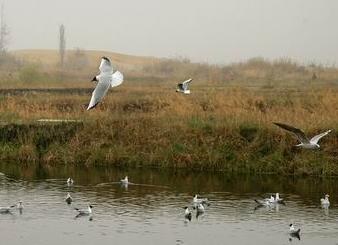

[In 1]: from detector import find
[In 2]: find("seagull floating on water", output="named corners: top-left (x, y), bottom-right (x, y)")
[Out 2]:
top-left (120, 176), bottom-right (129, 185)
top-left (75, 205), bottom-right (93, 218)
top-left (87, 57), bottom-right (124, 110)
top-left (176, 78), bottom-right (192, 94)
top-left (254, 198), bottom-right (272, 207)
top-left (67, 178), bottom-right (74, 186)
top-left (274, 122), bottom-right (331, 149)
top-left (65, 193), bottom-right (73, 204)
top-left (269, 193), bottom-right (285, 204)
top-left (0, 205), bottom-right (15, 214)
top-left (320, 194), bottom-right (330, 206)
top-left (17, 201), bottom-right (23, 214)
top-left (289, 224), bottom-right (301, 238)
top-left (193, 194), bottom-right (208, 205)
top-left (183, 207), bottom-right (192, 221)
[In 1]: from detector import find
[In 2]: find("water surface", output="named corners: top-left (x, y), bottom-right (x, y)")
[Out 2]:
top-left (0, 164), bottom-right (337, 245)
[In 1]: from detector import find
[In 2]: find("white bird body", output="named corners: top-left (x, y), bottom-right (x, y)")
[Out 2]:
top-left (87, 57), bottom-right (124, 110)
top-left (67, 178), bottom-right (74, 186)
top-left (184, 207), bottom-right (192, 221)
top-left (65, 193), bottom-right (73, 204)
top-left (75, 205), bottom-right (93, 217)
top-left (17, 201), bottom-right (23, 210)
top-left (269, 193), bottom-right (284, 204)
top-left (274, 122), bottom-right (331, 149)
top-left (193, 194), bottom-right (208, 204)
top-left (196, 203), bottom-right (205, 213)
top-left (176, 78), bottom-right (192, 94)
top-left (0, 205), bottom-right (15, 214)
top-left (289, 224), bottom-right (301, 235)
top-left (120, 176), bottom-right (129, 185)
top-left (255, 199), bottom-right (271, 207)
top-left (321, 194), bottom-right (330, 206)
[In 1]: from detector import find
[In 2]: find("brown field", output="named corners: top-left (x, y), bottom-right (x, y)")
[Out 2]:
top-left (0, 49), bottom-right (337, 175)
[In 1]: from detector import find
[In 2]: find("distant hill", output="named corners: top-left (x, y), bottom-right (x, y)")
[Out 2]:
top-left (10, 49), bottom-right (160, 71)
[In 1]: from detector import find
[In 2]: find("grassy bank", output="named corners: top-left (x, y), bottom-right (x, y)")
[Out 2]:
top-left (0, 50), bottom-right (336, 175)
top-left (0, 86), bottom-right (337, 176)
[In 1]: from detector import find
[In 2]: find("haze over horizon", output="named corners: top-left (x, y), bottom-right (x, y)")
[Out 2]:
top-left (4, 0), bottom-right (338, 64)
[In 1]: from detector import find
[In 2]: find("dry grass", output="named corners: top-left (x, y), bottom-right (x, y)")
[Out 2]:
top-left (0, 50), bottom-right (337, 175)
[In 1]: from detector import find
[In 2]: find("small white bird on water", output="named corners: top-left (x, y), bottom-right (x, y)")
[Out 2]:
top-left (274, 122), bottom-right (331, 149)
top-left (65, 193), bottom-right (73, 204)
top-left (0, 204), bottom-right (16, 214)
top-left (75, 205), bottom-right (93, 217)
top-left (176, 78), bottom-right (192, 94)
top-left (87, 57), bottom-right (124, 110)
top-left (197, 203), bottom-right (205, 212)
top-left (67, 178), bottom-right (74, 186)
top-left (183, 206), bottom-right (192, 221)
top-left (16, 201), bottom-right (23, 214)
top-left (289, 224), bottom-right (301, 235)
top-left (193, 194), bottom-right (208, 204)
top-left (254, 198), bottom-right (272, 207)
top-left (321, 194), bottom-right (330, 206)
top-left (120, 176), bottom-right (129, 185)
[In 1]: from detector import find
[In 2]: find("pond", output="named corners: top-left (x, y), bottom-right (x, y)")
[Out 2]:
top-left (0, 163), bottom-right (337, 245)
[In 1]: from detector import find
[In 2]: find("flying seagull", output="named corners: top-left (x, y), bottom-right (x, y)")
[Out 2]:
top-left (87, 57), bottom-right (124, 110)
top-left (274, 122), bottom-right (331, 149)
top-left (176, 78), bottom-right (192, 94)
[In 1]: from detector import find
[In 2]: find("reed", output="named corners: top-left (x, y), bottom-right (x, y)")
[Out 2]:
top-left (0, 85), bottom-right (336, 176)
top-left (0, 50), bottom-right (336, 175)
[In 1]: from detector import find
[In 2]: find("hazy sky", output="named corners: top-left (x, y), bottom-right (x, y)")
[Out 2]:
top-left (4, 0), bottom-right (338, 64)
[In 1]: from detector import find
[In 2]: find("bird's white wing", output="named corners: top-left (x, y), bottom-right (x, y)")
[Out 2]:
top-left (310, 130), bottom-right (331, 144)
top-left (99, 57), bottom-right (113, 73)
top-left (182, 78), bottom-right (193, 85)
top-left (111, 70), bottom-right (124, 88)
top-left (182, 78), bottom-right (192, 90)
top-left (87, 75), bottom-right (111, 110)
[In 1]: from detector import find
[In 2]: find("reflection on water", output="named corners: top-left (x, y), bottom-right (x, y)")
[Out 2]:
top-left (0, 163), bottom-right (338, 245)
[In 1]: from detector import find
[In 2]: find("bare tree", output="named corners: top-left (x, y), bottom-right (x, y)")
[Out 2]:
top-left (59, 24), bottom-right (66, 67)
top-left (0, 3), bottom-right (9, 53)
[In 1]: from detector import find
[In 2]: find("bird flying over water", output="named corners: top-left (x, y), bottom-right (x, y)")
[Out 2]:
top-left (176, 78), bottom-right (192, 94)
top-left (273, 122), bottom-right (331, 149)
top-left (87, 57), bottom-right (124, 110)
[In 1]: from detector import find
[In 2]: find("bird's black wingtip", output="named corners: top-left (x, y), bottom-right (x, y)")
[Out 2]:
top-left (87, 102), bottom-right (99, 111)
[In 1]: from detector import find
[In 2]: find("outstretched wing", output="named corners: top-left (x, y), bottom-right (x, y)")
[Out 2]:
top-left (87, 76), bottom-right (111, 110)
top-left (273, 122), bottom-right (310, 144)
top-left (111, 70), bottom-right (124, 88)
top-left (182, 78), bottom-right (192, 90)
top-left (99, 57), bottom-right (113, 73)
top-left (310, 130), bottom-right (332, 144)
